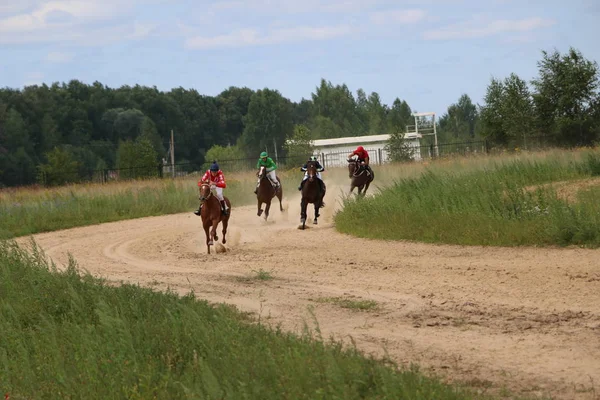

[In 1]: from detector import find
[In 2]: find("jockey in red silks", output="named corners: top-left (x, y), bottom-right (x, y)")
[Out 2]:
top-left (347, 146), bottom-right (372, 176)
top-left (194, 161), bottom-right (229, 216)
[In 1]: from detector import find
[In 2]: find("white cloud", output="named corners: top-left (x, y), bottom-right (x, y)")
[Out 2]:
top-left (208, 0), bottom-right (395, 14)
top-left (423, 16), bottom-right (555, 40)
top-left (185, 24), bottom-right (353, 49)
top-left (369, 9), bottom-right (427, 25)
top-left (46, 51), bottom-right (74, 63)
top-left (0, 0), bottom-right (146, 44)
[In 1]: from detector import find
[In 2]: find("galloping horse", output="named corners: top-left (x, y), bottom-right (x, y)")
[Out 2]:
top-left (300, 160), bottom-right (326, 229)
top-left (256, 165), bottom-right (283, 221)
top-left (198, 183), bottom-right (231, 254)
top-left (347, 158), bottom-right (374, 196)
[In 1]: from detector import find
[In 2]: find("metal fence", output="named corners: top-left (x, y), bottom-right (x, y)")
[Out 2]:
top-left (23, 137), bottom-right (556, 187)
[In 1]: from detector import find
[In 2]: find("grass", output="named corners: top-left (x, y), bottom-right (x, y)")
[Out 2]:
top-left (335, 147), bottom-right (600, 248)
top-left (314, 296), bottom-right (380, 311)
top-left (0, 172), bottom-right (261, 240)
top-left (0, 238), bottom-right (485, 400)
top-left (235, 268), bottom-right (276, 283)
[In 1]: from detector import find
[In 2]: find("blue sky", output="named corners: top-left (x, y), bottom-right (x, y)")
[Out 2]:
top-left (1, 0), bottom-right (599, 117)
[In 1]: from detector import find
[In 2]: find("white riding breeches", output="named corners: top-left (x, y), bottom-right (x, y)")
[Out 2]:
top-left (256, 169), bottom-right (279, 185)
top-left (213, 186), bottom-right (224, 201)
top-left (303, 171), bottom-right (322, 181)
top-left (268, 170), bottom-right (278, 183)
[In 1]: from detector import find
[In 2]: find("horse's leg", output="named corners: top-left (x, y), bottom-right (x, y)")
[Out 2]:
top-left (300, 198), bottom-right (307, 229)
top-left (204, 223), bottom-right (211, 254)
top-left (257, 199), bottom-right (263, 217)
top-left (221, 217), bottom-right (228, 244)
top-left (313, 202), bottom-right (319, 224)
top-left (363, 180), bottom-right (371, 197)
top-left (264, 200), bottom-right (271, 220)
top-left (277, 191), bottom-right (283, 211)
top-left (210, 219), bottom-right (219, 244)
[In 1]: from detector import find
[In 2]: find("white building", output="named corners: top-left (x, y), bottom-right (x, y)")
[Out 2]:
top-left (285, 112), bottom-right (438, 168)
top-left (311, 133), bottom-right (422, 168)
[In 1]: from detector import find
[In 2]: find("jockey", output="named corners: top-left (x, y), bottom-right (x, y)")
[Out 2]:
top-left (194, 161), bottom-right (229, 216)
top-left (254, 151), bottom-right (280, 194)
top-left (347, 145), bottom-right (372, 176)
top-left (298, 155), bottom-right (325, 188)
top-left (298, 155), bottom-right (326, 207)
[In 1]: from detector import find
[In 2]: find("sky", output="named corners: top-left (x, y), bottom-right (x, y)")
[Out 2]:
top-left (1, 0), bottom-right (599, 118)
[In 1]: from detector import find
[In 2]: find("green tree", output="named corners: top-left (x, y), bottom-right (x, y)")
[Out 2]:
top-left (116, 137), bottom-right (159, 180)
top-left (203, 144), bottom-right (246, 171)
top-left (40, 114), bottom-right (61, 152)
top-left (366, 92), bottom-right (388, 134)
top-left (531, 47), bottom-right (600, 145)
top-left (37, 147), bottom-right (81, 186)
top-left (480, 74), bottom-right (537, 146)
top-left (216, 86), bottom-right (254, 146)
top-left (388, 98), bottom-right (411, 134)
top-left (479, 78), bottom-right (507, 144)
top-left (385, 131), bottom-right (415, 162)
top-left (438, 94), bottom-right (478, 141)
top-left (284, 124), bottom-right (314, 165)
top-left (311, 79), bottom-right (365, 136)
top-left (239, 88), bottom-right (294, 157)
top-left (311, 115), bottom-right (343, 139)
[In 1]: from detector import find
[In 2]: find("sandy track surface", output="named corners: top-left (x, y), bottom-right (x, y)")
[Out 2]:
top-left (17, 183), bottom-right (600, 399)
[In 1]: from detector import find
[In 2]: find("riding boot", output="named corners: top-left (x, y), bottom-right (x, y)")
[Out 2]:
top-left (253, 183), bottom-right (258, 195)
top-left (220, 200), bottom-right (229, 216)
top-left (194, 204), bottom-right (202, 216)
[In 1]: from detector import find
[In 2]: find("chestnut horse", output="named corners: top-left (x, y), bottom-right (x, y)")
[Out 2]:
top-left (347, 158), bottom-right (374, 196)
top-left (198, 183), bottom-right (231, 254)
top-left (256, 165), bottom-right (283, 221)
top-left (300, 160), bottom-right (326, 229)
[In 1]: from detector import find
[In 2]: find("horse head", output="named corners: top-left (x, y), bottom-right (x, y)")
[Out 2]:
top-left (347, 158), bottom-right (359, 178)
top-left (199, 183), bottom-right (212, 202)
top-left (306, 160), bottom-right (318, 182)
top-left (258, 165), bottom-right (267, 180)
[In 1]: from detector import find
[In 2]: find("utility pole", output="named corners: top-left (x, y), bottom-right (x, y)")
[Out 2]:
top-left (170, 129), bottom-right (175, 178)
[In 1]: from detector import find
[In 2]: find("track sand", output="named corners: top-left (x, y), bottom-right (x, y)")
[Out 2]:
top-left (17, 182), bottom-right (600, 399)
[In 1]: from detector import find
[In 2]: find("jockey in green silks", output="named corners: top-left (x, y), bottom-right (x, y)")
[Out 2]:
top-left (254, 151), bottom-right (280, 194)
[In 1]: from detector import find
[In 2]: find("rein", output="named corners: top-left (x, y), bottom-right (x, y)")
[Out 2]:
top-left (350, 161), bottom-right (365, 177)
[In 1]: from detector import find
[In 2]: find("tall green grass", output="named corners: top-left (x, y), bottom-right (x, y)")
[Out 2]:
top-left (0, 239), bottom-right (483, 399)
top-left (335, 148), bottom-right (600, 247)
top-left (0, 175), bottom-right (258, 239)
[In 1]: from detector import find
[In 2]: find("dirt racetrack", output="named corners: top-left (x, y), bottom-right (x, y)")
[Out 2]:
top-left (17, 181), bottom-right (600, 399)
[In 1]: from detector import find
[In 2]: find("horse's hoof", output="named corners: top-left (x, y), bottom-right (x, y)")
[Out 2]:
top-left (214, 235), bottom-right (218, 241)
top-left (313, 219), bottom-right (318, 225)
top-left (208, 240), bottom-right (214, 246)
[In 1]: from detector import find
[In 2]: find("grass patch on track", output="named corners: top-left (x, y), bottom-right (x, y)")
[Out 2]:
top-left (335, 148), bottom-right (600, 248)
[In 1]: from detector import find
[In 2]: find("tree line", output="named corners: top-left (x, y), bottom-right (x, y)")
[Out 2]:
top-left (1, 46), bottom-right (598, 187)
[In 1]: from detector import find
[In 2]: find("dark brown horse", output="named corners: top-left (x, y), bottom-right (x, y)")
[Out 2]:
top-left (347, 158), bottom-right (374, 196)
top-left (300, 160), bottom-right (325, 229)
top-left (198, 183), bottom-right (231, 254)
top-left (256, 165), bottom-right (283, 221)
